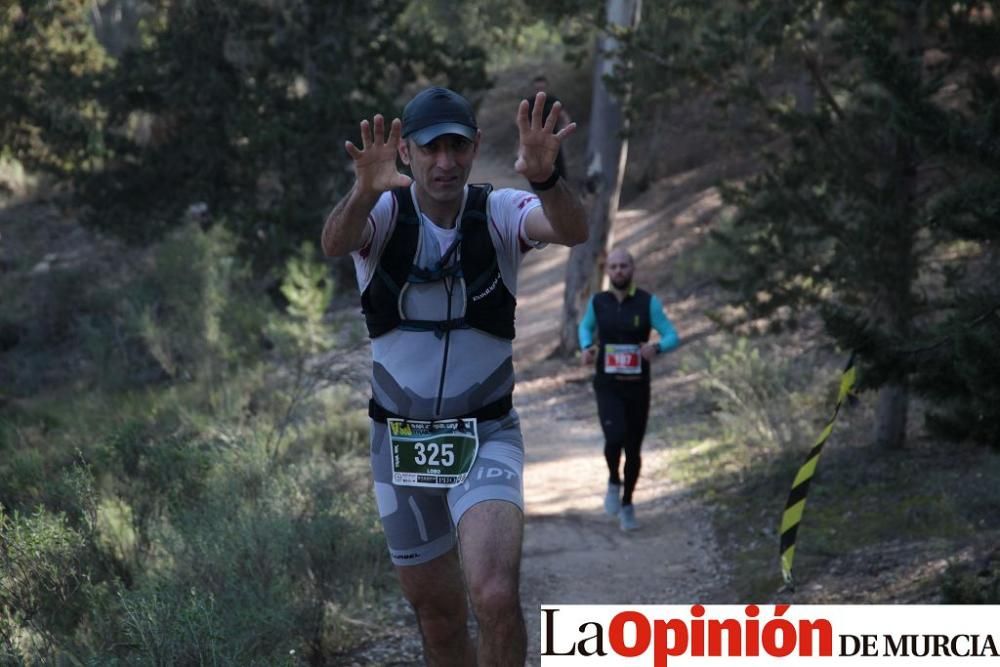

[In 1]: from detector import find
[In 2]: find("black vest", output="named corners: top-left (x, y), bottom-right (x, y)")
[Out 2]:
top-left (592, 288), bottom-right (653, 383)
top-left (360, 185), bottom-right (516, 340)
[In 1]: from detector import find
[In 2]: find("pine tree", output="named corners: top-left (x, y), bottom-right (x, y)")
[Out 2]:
top-left (2, 0), bottom-right (490, 272)
top-left (0, 1), bottom-right (110, 178)
top-left (621, 0), bottom-right (1000, 448)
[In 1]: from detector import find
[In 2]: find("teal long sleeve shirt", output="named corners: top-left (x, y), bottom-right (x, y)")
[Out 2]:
top-left (577, 291), bottom-right (679, 353)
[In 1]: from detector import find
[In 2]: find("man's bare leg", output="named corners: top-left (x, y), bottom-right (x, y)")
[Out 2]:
top-left (458, 500), bottom-right (526, 665)
top-left (396, 547), bottom-right (476, 666)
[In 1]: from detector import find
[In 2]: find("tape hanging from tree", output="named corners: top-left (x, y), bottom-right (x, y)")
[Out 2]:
top-left (779, 353), bottom-right (857, 587)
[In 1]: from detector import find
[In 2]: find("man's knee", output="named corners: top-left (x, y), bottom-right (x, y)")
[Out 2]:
top-left (604, 438), bottom-right (626, 458)
top-left (456, 500), bottom-right (523, 622)
top-left (468, 571), bottom-right (520, 621)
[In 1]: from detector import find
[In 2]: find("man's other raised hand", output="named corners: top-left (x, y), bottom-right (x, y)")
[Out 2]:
top-left (345, 114), bottom-right (413, 194)
top-left (514, 92), bottom-right (576, 182)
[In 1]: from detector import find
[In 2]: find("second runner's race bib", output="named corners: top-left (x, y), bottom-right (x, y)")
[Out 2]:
top-left (388, 417), bottom-right (479, 488)
top-left (604, 343), bottom-right (642, 375)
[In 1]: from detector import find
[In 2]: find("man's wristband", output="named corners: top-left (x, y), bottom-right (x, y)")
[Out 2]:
top-left (529, 170), bottom-right (560, 191)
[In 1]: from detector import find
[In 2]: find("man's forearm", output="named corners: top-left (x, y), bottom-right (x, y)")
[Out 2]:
top-left (536, 178), bottom-right (588, 246)
top-left (578, 298), bottom-right (597, 349)
top-left (321, 184), bottom-right (381, 257)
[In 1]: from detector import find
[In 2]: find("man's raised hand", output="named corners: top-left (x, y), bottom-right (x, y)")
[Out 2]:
top-left (514, 92), bottom-right (576, 182)
top-left (345, 115), bottom-right (412, 193)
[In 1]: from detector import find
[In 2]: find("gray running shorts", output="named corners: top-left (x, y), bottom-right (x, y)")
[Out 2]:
top-left (369, 409), bottom-right (525, 567)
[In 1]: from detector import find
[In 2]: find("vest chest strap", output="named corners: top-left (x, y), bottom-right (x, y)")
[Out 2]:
top-left (397, 317), bottom-right (467, 339)
top-left (368, 394), bottom-right (514, 424)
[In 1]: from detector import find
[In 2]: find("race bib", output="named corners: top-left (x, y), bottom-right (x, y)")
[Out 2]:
top-left (388, 418), bottom-right (479, 488)
top-left (604, 344), bottom-right (642, 375)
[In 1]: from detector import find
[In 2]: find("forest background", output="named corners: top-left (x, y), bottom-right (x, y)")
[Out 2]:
top-left (1, 0), bottom-right (999, 664)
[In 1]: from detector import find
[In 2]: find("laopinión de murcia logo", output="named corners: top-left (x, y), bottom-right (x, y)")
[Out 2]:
top-left (541, 604), bottom-right (1000, 664)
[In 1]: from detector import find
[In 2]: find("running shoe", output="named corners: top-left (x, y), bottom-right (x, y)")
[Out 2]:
top-left (604, 482), bottom-right (622, 516)
top-left (619, 504), bottom-right (639, 531)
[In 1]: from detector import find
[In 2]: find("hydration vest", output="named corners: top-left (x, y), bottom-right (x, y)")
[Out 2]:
top-left (361, 185), bottom-right (516, 340)
top-left (592, 287), bottom-right (653, 383)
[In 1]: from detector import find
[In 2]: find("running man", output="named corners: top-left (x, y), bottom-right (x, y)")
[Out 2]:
top-left (579, 248), bottom-right (679, 531)
top-left (322, 86), bottom-right (586, 664)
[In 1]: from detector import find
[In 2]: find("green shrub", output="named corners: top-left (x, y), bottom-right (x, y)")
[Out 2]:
top-left (941, 550), bottom-right (1000, 603)
top-left (85, 430), bottom-right (387, 665)
top-left (0, 505), bottom-right (89, 661)
top-left (1, 444), bottom-right (46, 507)
top-left (0, 378), bottom-right (386, 663)
top-left (136, 223), bottom-right (259, 380)
top-left (0, 222), bottom-right (377, 662)
top-left (274, 241), bottom-right (335, 357)
top-left (27, 221), bottom-right (269, 394)
top-left (2, 220), bottom-right (271, 396)
top-left (686, 337), bottom-right (819, 452)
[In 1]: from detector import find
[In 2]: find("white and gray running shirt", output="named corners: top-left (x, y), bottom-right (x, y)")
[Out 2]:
top-left (351, 183), bottom-right (544, 419)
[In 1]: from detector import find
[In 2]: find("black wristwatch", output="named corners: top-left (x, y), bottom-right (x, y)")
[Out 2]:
top-left (529, 170), bottom-right (560, 191)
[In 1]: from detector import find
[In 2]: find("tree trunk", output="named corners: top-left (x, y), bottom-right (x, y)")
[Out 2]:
top-left (875, 381), bottom-right (909, 450)
top-left (874, 0), bottom-right (924, 450)
top-left (793, 69), bottom-right (815, 115)
top-left (557, 0), bottom-right (642, 355)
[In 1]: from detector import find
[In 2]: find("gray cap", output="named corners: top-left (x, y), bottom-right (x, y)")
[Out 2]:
top-left (402, 87), bottom-right (477, 146)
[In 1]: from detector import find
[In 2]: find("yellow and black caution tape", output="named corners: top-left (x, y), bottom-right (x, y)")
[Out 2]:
top-left (779, 353), bottom-right (857, 587)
